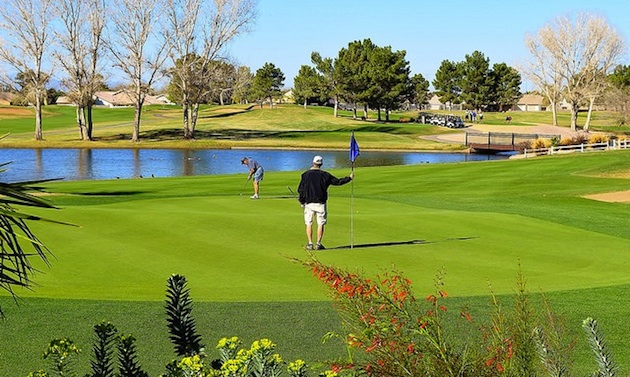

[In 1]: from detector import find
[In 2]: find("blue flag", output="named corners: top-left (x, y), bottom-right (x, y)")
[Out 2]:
top-left (349, 132), bottom-right (360, 163)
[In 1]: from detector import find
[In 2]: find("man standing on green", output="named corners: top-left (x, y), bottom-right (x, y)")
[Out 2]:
top-left (298, 155), bottom-right (354, 250)
top-left (241, 157), bottom-right (264, 199)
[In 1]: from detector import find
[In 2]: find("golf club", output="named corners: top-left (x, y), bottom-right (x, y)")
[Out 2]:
top-left (239, 177), bottom-right (251, 196)
top-left (287, 186), bottom-right (297, 197)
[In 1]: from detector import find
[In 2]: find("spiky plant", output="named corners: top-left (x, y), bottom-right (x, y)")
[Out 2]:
top-left (582, 317), bottom-right (618, 377)
top-left (117, 334), bottom-right (148, 377)
top-left (0, 167), bottom-right (63, 315)
top-left (165, 274), bottom-right (204, 357)
top-left (89, 322), bottom-right (118, 377)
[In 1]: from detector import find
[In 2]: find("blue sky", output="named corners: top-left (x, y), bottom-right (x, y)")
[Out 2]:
top-left (226, 0), bottom-right (630, 91)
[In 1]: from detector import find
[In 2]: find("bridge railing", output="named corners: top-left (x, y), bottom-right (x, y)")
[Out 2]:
top-left (465, 132), bottom-right (561, 151)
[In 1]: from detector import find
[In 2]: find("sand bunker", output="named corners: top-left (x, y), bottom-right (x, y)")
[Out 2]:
top-left (584, 190), bottom-right (630, 203)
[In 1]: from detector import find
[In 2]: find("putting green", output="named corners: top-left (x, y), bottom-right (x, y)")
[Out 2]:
top-left (19, 182), bottom-right (630, 302)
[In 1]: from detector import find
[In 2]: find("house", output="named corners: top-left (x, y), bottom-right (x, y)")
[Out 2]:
top-left (514, 93), bottom-right (545, 111)
top-left (94, 90), bottom-right (135, 107)
top-left (93, 90), bottom-right (174, 107)
top-left (56, 96), bottom-right (74, 105)
top-left (0, 92), bottom-right (16, 106)
top-left (426, 94), bottom-right (462, 111)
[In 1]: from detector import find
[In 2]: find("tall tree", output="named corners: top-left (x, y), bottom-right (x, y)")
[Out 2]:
top-left (606, 64), bottom-right (630, 126)
top-left (311, 52), bottom-right (339, 117)
top-left (409, 73), bottom-right (430, 109)
top-left (432, 60), bottom-right (462, 109)
top-left (0, 0), bottom-right (54, 141)
top-left (231, 65), bottom-right (253, 104)
top-left (250, 62), bottom-right (284, 108)
top-left (524, 12), bottom-right (625, 131)
top-left (364, 45), bottom-right (410, 121)
top-left (459, 50), bottom-right (493, 110)
top-left (54, 0), bottom-right (106, 141)
top-left (293, 65), bottom-right (321, 108)
top-left (492, 62), bottom-right (522, 112)
top-left (523, 34), bottom-right (563, 126)
top-left (165, 0), bottom-right (257, 139)
top-left (105, 0), bottom-right (170, 142)
top-left (335, 39), bottom-right (376, 119)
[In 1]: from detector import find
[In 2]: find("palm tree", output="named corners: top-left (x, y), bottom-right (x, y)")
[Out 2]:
top-left (0, 161), bottom-right (59, 316)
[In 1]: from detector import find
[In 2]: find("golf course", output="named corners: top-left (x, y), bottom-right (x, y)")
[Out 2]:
top-left (1, 104), bottom-right (630, 375)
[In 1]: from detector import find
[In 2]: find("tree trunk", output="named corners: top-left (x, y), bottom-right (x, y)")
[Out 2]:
top-left (86, 104), bottom-right (94, 140)
top-left (77, 105), bottom-right (88, 140)
top-left (182, 101), bottom-right (191, 139)
top-left (570, 102), bottom-right (579, 131)
top-left (363, 104), bottom-right (368, 119)
top-left (268, 96), bottom-right (273, 109)
top-left (190, 103), bottom-right (199, 139)
top-left (303, 98), bottom-right (307, 109)
top-left (584, 97), bottom-right (595, 131)
top-left (132, 102), bottom-right (142, 142)
top-left (550, 100), bottom-right (558, 126)
top-left (34, 94), bottom-right (43, 141)
top-left (333, 95), bottom-right (338, 117)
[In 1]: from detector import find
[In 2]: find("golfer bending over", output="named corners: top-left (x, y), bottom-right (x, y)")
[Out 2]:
top-left (241, 157), bottom-right (264, 199)
top-left (298, 155), bottom-right (354, 250)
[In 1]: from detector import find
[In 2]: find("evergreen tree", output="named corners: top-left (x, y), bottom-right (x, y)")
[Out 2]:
top-left (293, 65), bottom-right (322, 108)
top-left (492, 62), bottom-right (522, 111)
top-left (250, 62), bottom-right (285, 108)
top-left (432, 59), bottom-right (462, 108)
top-left (459, 50), bottom-right (493, 109)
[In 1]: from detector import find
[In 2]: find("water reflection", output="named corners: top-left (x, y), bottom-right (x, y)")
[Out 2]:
top-left (0, 148), bottom-right (509, 182)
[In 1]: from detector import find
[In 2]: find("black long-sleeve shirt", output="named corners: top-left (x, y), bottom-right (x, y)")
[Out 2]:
top-left (298, 168), bottom-right (352, 205)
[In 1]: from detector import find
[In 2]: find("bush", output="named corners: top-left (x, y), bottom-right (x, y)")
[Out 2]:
top-left (588, 133), bottom-right (609, 144)
top-left (531, 138), bottom-right (551, 149)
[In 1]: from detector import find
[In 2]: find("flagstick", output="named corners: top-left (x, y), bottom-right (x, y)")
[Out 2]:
top-left (350, 162), bottom-right (354, 249)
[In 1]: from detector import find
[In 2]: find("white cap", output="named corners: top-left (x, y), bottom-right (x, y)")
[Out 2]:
top-left (313, 155), bottom-right (323, 164)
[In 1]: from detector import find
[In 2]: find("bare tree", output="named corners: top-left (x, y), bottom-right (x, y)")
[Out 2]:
top-left (105, 0), bottom-right (170, 142)
top-left (524, 13), bottom-right (625, 131)
top-left (0, 0), bottom-right (54, 141)
top-left (54, 0), bottom-right (106, 141)
top-left (165, 0), bottom-right (257, 139)
top-left (524, 30), bottom-right (566, 126)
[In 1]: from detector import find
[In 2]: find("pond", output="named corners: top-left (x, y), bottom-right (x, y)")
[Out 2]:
top-left (0, 148), bottom-right (511, 182)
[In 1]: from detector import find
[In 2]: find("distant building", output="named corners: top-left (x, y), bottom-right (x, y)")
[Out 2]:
top-left (514, 93), bottom-right (545, 111)
top-left (0, 92), bottom-right (16, 106)
top-left (93, 90), bottom-right (174, 107)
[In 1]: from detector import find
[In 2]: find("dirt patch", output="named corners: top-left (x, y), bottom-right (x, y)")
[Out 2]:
top-left (584, 190), bottom-right (630, 203)
top-left (0, 106), bottom-right (31, 117)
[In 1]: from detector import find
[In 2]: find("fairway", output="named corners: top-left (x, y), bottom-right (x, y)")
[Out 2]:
top-left (3, 151), bottom-right (630, 375)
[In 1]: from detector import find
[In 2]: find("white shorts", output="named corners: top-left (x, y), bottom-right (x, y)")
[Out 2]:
top-left (303, 203), bottom-right (327, 225)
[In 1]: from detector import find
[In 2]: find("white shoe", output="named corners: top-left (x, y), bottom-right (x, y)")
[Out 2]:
top-left (250, 194), bottom-right (259, 199)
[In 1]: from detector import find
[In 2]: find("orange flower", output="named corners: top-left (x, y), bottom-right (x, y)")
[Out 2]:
top-left (461, 311), bottom-right (472, 322)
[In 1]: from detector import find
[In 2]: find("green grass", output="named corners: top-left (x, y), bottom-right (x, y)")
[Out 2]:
top-left (2, 150), bottom-right (630, 375)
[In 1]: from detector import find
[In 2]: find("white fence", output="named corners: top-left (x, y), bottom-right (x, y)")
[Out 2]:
top-left (523, 139), bottom-right (630, 157)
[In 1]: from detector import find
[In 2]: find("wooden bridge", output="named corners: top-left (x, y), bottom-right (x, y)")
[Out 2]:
top-left (465, 131), bottom-right (561, 153)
